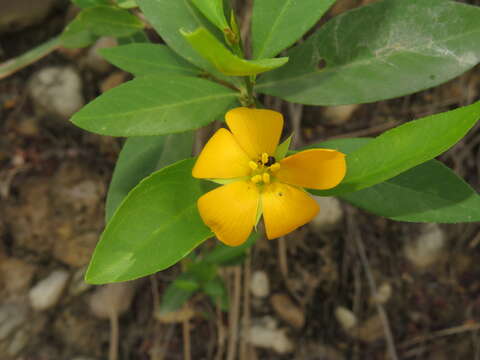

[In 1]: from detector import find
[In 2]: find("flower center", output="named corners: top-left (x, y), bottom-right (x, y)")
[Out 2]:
top-left (249, 153), bottom-right (280, 185)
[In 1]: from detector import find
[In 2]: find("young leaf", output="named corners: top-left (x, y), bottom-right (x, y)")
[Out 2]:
top-left (182, 27), bottom-right (288, 76)
top-left (203, 231), bottom-right (256, 265)
top-left (257, 0), bottom-right (480, 105)
top-left (100, 43), bottom-right (200, 76)
top-left (252, 0), bottom-right (336, 59)
top-left (71, 74), bottom-right (238, 136)
top-left (341, 160), bottom-right (480, 223)
top-left (191, 0), bottom-right (229, 31)
top-left (117, 0), bottom-right (138, 8)
top-left (159, 272), bottom-right (200, 313)
top-left (85, 158), bottom-right (212, 284)
top-left (105, 132), bottom-right (194, 221)
top-left (274, 135), bottom-right (292, 161)
top-left (203, 276), bottom-right (229, 310)
top-left (312, 101), bottom-right (480, 194)
top-left (60, 16), bottom-right (98, 49)
top-left (79, 6), bottom-right (144, 37)
top-left (72, 0), bottom-right (110, 8)
top-left (117, 30), bottom-right (150, 45)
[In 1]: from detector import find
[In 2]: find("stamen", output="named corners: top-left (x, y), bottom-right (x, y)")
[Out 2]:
top-left (269, 163), bottom-right (280, 172)
top-left (262, 173), bottom-right (270, 184)
top-left (261, 153), bottom-right (269, 164)
top-left (249, 161), bottom-right (258, 170)
top-left (251, 175), bottom-right (262, 183)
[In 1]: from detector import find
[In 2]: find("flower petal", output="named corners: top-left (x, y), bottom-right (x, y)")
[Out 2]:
top-left (198, 181), bottom-right (259, 246)
top-left (277, 149), bottom-right (346, 190)
top-left (192, 128), bottom-right (251, 179)
top-left (226, 107), bottom-right (283, 159)
top-left (261, 182), bottom-right (319, 239)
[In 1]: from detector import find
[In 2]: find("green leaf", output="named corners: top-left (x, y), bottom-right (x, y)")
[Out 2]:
top-left (308, 137), bottom-right (480, 223)
top-left (257, 0), bottom-right (480, 105)
top-left (105, 132), bottom-right (194, 222)
top-left (137, 0), bottom-right (225, 74)
top-left (159, 272), bottom-right (199, 313)
top-left (203, 231), bottom-right (256, 265)
top-left (203, 276), bottom-right (229, 310)
top-left (274, 135), bottom-right (292, 161)
top-left (252, 0), bottom-right (336, 59)
top-left (313, 101), bottom-right (480, 195)
top-left (85, 158), bottom-right (212, 284)
top-left (72, 0), bottom-right (110, 8)
top-left (341, 160), bottom-right (480, 223)
top-left (117, 0), bottom-right (138, 8)
top-left (80, 6), bottom-right (144, 37)
top-left (182, 27), bottom-right (288, 76)
top-left (100, 43), bottom-right (200, 76)
top-left (117, 30), bottom-right (150, 45)
top-left (60, 16), bottom-right (98, 49)
top-left (71, 74), bottom-right (238, 136)
top-left (191, 0), bottom-right (229, 31)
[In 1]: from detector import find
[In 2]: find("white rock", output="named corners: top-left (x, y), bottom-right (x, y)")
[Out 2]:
top-left (371, 282), bottom-right (392, 305)
top-left (29, 270), bottom-right (69, 311)
top-left (247, 318), bottom-right (294, 354)
top-left (404, 224), bottom-right (446, 268)
top-left (28, 66), bottom-right (84, 118)
top-left (335, 306), bottom-right (357, 331)
top-left (89, 282), bottom-right (137, 318)
top-left (323, 104), bottom-right (360, 125)
top-left (250, 271), bottom-right (269, 298)
top-left (310, 197), bottom-right (344, 232)
top-left (0, 303), bottom-right (28, 340)
top-left (85, 37), bottom-right (117, 73)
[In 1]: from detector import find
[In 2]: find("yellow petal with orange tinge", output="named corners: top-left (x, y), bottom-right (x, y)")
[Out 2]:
top-left (225, 107), bottom-right (283, 159)
top-left (277, 149), bottom-right (346, 190)
top-left (261, 182), bottom-right (319, 239)
top-left (192, 128), bottom-right (251, 179)
top-left (197, 181), bottom-right (259, 246)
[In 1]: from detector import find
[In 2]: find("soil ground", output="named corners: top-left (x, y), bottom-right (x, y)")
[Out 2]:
top-left (1, 1), bottom-right (480, 359)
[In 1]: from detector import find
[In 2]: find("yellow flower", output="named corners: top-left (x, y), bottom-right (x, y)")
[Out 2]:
top-left (192, 107), bottom-right (346, 246)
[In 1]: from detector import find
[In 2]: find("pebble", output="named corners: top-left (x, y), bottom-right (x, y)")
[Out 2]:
top-left (155, 305), bottom-right (195, 323)
top-left (247, 317), bottom-right (294, 354)
top-left (53, 231), bottom-right (98, 267)
top-left (352, 315), bottom-right (384, 343)
top-left (250, 271), bottom-right (269, 298)
top-left (28, 66), bottom-right (84, 119)
top-left (404, 224), bottom-right (446, 268)
top-left (89, 282), bottom-right (137, 318)
top-left (85, 37), bottom-right (117, 73)
top-left (270, 293), bottom-right (305, 329)
top-left (0, 303), bottom-right (28, 341)
top-left (310, 196), bottom-right (344, 232)
top-left (370, 282), bottom-right (392, 305)
top-left (335, 306), bottom-right (357, 331)
top-left (99, 71), bottom-right (128, 93)
top-left (29, 270), bottom-right (70, 311)
top-left (323, 104), bottom-right (360, 125)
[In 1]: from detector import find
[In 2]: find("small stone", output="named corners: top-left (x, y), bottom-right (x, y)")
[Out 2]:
top-left (85, 37), bottom-right (117, 73)
top-left (310, 197), bottom-right (344, 232)
top-left (29, 270), bottom-right (70, 311)
top-left (247, 317), bottom-right (294, 354)
top-left (250, 271), bottom-right (269, 298)
top-left (155, 305), bottom-right (195, 323)
top-left (89, 282), bottom-right (137, 318)
top-left (323, 104), bottom-right (360, 125)
top-left (7, 328), bottom-right (29, 356)
top-left (404, 224), bottom-right (446, 268)
top-left (335, 306), bottom-right (357, 331)
top-left (28, 66), bottom-right (84, 119)
top-left (270, 293), bottom-right (305, 329)
top-left (370, 282), bottom-right (392, 305)
top-left (100, 71), bottom-right (128, 93)
top-left (353, 315), bottom-right (384, 343)
top-left (0, 303), bottom-right (28, 340)
top-left (1, 258), bottom-right (36, 295)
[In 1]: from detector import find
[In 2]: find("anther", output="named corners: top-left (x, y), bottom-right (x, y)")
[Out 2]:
top-left (269, 163), bottom-right (280, 172)
top-left (262, 173), bottom-right (270, 184)
top-left (249, 161), bottom-right (258, 170)
top-left (251, 175), bottom-right (262, 183)
top-left (261, 153), bottom-right (269, 164)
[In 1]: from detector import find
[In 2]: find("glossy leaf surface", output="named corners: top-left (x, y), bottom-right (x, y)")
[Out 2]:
top-left (71, 75), bottom-right (238, 136)
top-left (257, 0), bottom-right (480, 105)
top-left (105, 132), bottom-right (194, 221)
top-left (100, 43), bottom-right (200, 76)
top-left (86, 159), bottom-right (212, 284)
top-left (252, 0), bottom-right (336, 59)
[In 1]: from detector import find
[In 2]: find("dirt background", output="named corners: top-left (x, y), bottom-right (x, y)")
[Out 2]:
top-left (1, 0), bottom-right (480, 359)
